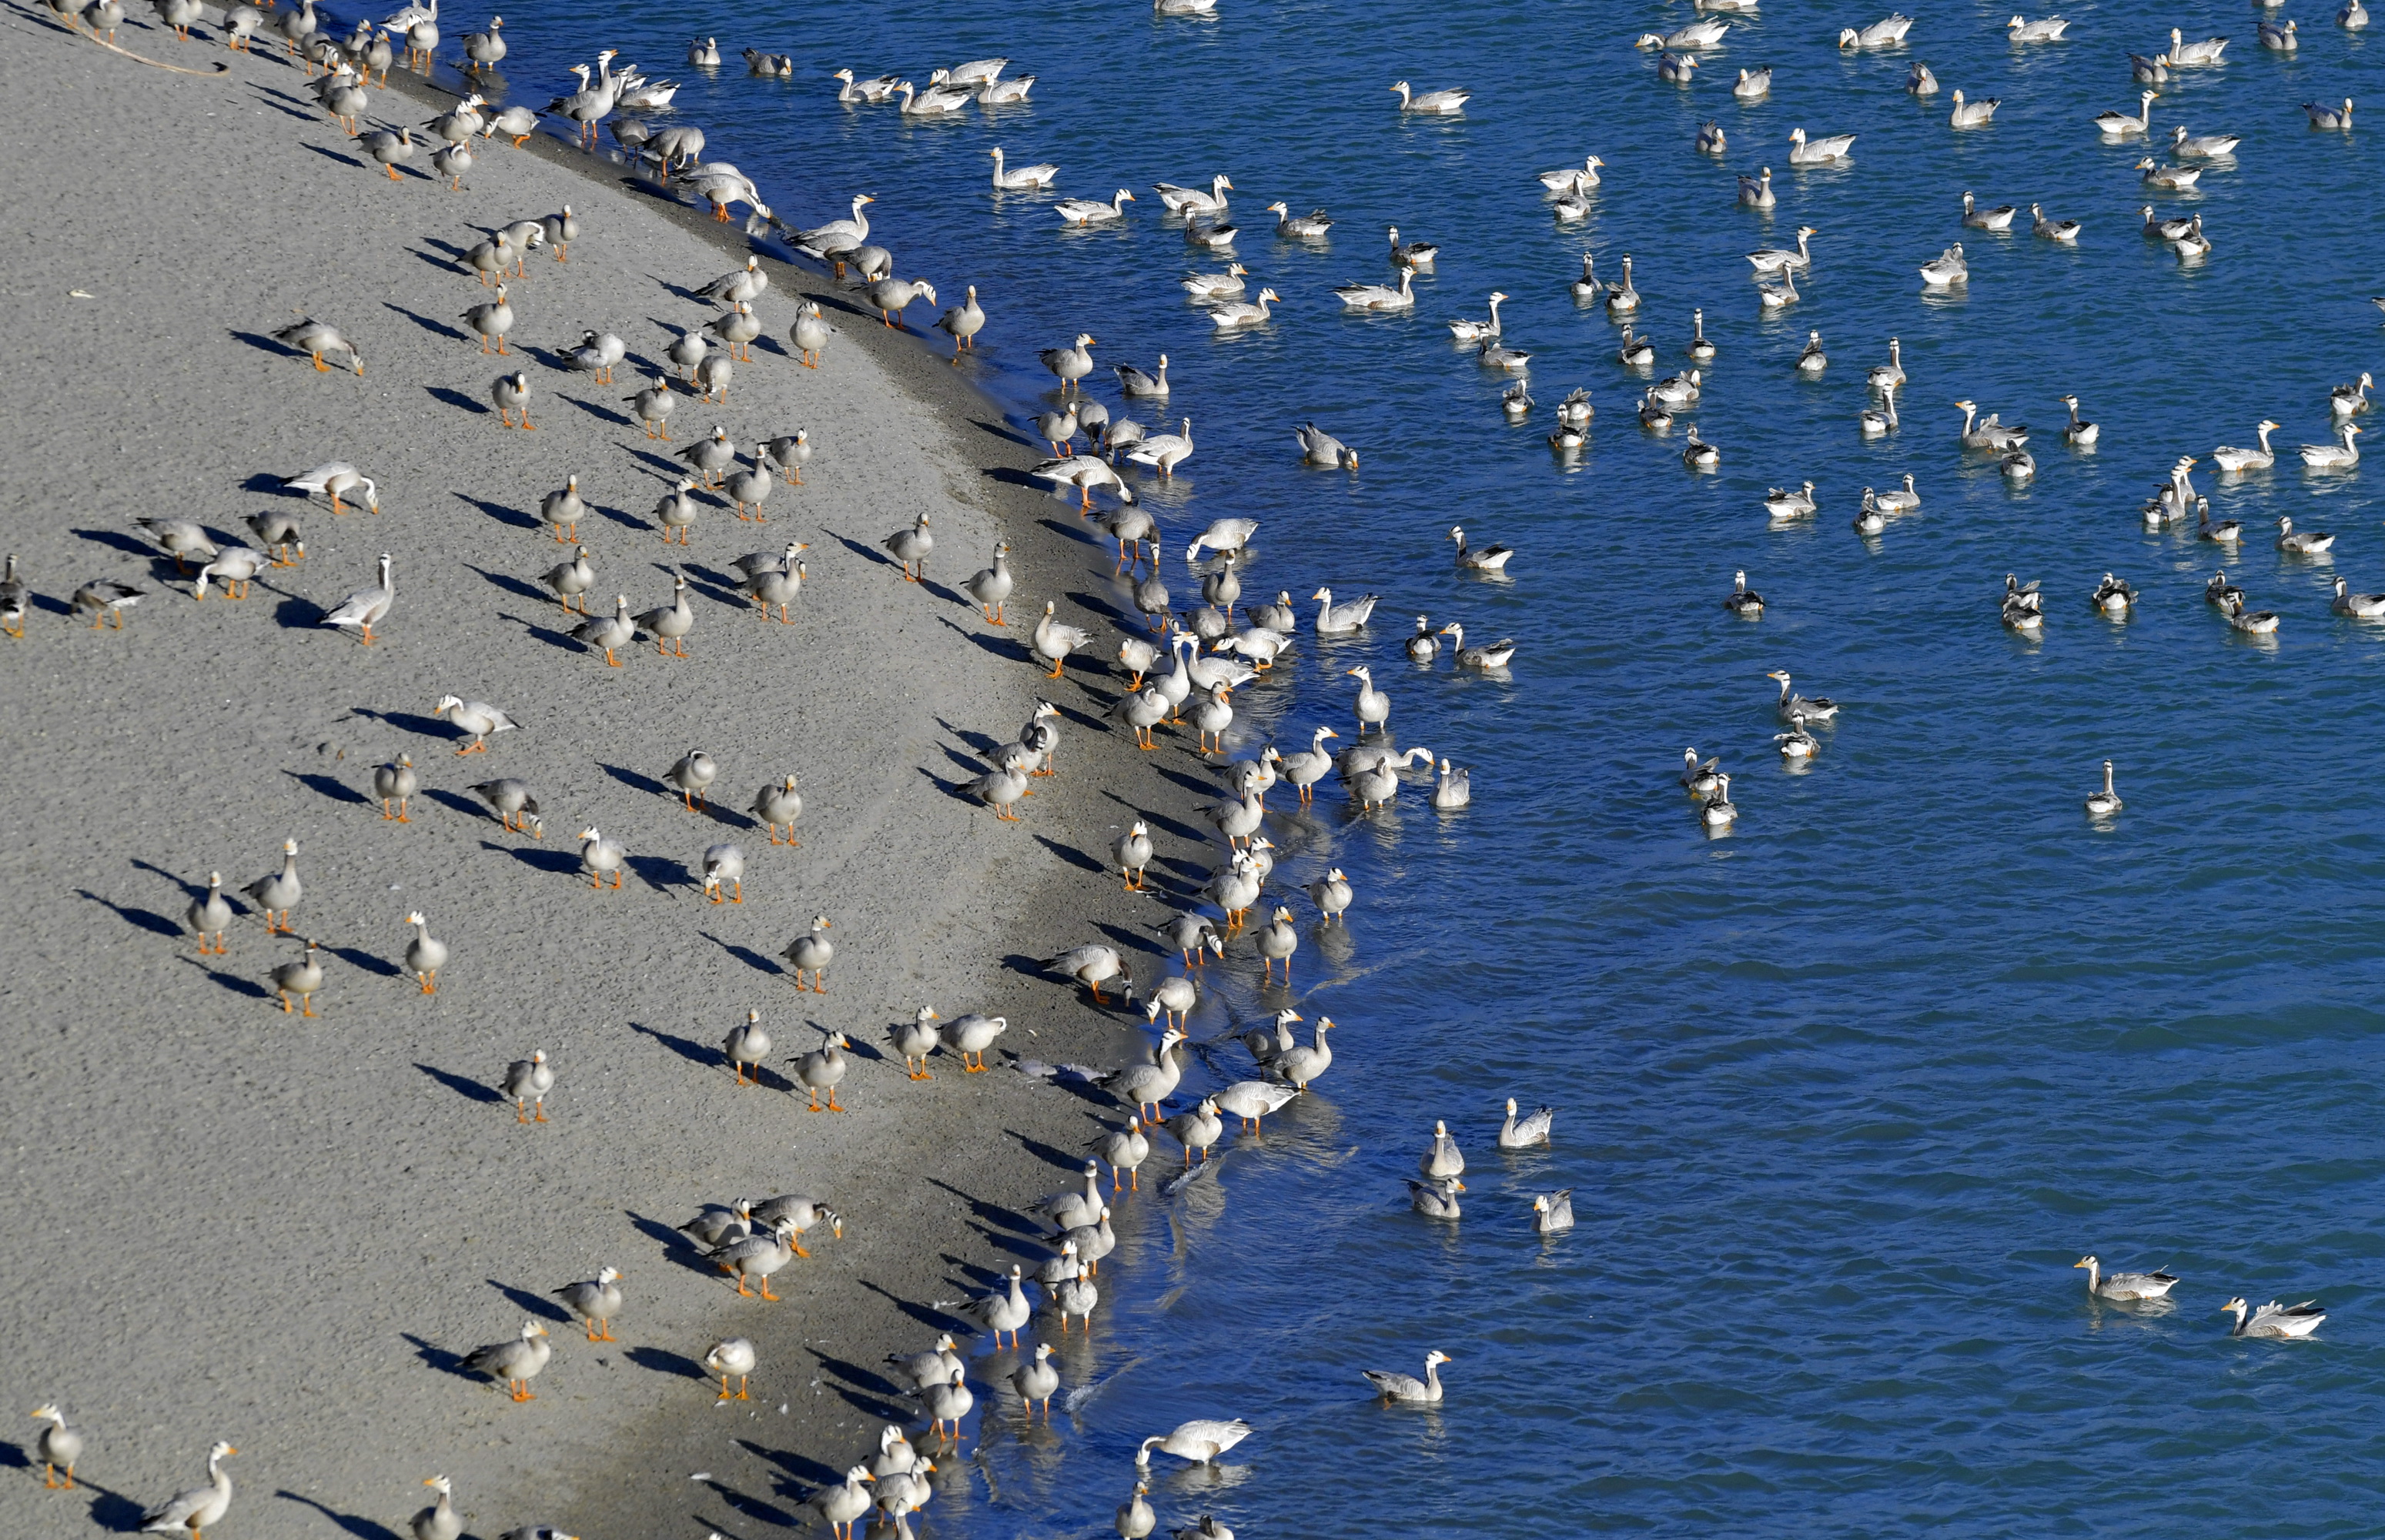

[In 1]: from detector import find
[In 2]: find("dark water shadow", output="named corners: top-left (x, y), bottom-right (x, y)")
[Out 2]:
top-left (416, 1061), bottom-right (504, 1104)
top-left (276, 1491), bottom-right (403, 1540)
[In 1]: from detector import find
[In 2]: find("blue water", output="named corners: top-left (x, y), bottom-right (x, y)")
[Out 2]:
top-left (436, 1), bottom-right (2385, 1532)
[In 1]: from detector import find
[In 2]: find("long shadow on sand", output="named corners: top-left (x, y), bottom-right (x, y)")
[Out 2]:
top-left (857, 1277), bottom-right (971, 1335)
top-left (276, 1491), bottom-right (403, 1540)
top-left (400, 1332), bottom-right (480, 1382)
top-left (698, 930), bottom-right (783, 979)
top-left (455, 490), bottom-right (537, 529)
top-left (624, 1345), bottom-right (705, 1382)
top-left (624, 1208), bottom-right (729, 1278)
top-left (480, 839), bottom-right (580, 877)
top-left (384, 302), bottom-right (469, 342)
top-left (737, 1438), bottom-right (841, 1494)
top-left (428, 386), bottom-right (488, 416)
top-left (76, 888), bottom-right (181, 940)
top-left (180, 955), bottom-right (270, 1000)
top-left (487, 1278), bottom-right (574, 1324)
top-left (285, 769), bottom-right (369, 806)
top-left (416, 1062), bottom-right (503, 1104)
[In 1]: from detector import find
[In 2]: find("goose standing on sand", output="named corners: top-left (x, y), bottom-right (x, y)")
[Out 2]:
top-left (784, 915), bottom-right (834, 992)
top-left (1033, 602), bottom-right (1093, 678)
top-left (554, 1266), bottom-right (624, 1341)
top-left (704, 1338), bottom-right (758, 1401)
top-left (939, 1011), bottom-right (1009, 1073)
top-left (1363, 1350), bottom-right (1453, 1405)
top-left (463, 1323), bottom-right (550, 1399)
top-left (321, 553), bottom-right (395, 644)
top-left (724, 1008), bottom-right (771, 1084)
top-left (968, 1264), bottom-right (1033, 1350)
top-left (935, 285), bottom-right (985, 362)
top-left (502, 1048), bottom-right (553, 1119)
top-left (403, 911), bottom-right (447, 992)
top-left (410, 1476), bottom-right (460, 1540)
top-left (185, 871), bottom-right (234, 955)
top-left (702, 843), bottom-right (744, 904)
top-left (965, 541), bottom-right (1014, 625)
top-left (795, 1028), bottom-right (852, 1111)
top-left (243, 838), bottom-right (303, 934)
top-left (140, 1442), bottom-right (236, 1540)
top-left (633, 573), bottom-right (695, 657)
top-left (32, 1405), bottom-right (84, 1492)
top-left (577, 828), bottom-right (625, 890)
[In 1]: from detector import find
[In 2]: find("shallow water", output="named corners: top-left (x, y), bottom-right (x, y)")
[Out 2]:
top-left (440, 1), bottom-right (2385, 1532)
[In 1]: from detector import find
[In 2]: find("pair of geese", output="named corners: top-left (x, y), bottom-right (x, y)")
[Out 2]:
top-left (2076, 1256), bottom-right (2325, 1337)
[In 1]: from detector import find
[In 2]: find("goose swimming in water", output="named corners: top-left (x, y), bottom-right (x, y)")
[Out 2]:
top-left (1390, 79), bottom-right (1470, 113)
top-left (1724, 570), bottom-right (1764, 614)
top-left (2091, 573), bottom-right (2136, 613)
top-left (1860, 389), bottom-right (1900, 438)
top-left (2305, 98), bottom-right (2355, 129)
top-left (1700, 773), bottom-right (1738, 828)
top-left (1449, 292), bottom-right (1507, 342)
top-left (1363, 1350), bottom-right (1453, 1405)
top-left (1961, 192), bottom-right (2014, 231)
top-left (2195, 497), bottom-right (2242, 546)
top-left (1451, 526), bottom-right (1514, 570)
top-left (1681, 750), bottom-right (1723, 797)
top-left (2137, 158), bottom-right (2199, 190)
top-left (2333, 371), bottom-right (2374, 418)
top-left (1407, 1177), bottom-right (1463, 1218)
top-left (2095, 90), bottom-right (2156, 136)
top-left (1796, 331), bottom-right (1827, 373)
top-left (2300, 423), bottom-right (2362, 469)
top-left (1537, 155), bottom-right (1604, 191)
top-left (1768, 670), bottom-right (1838, 720)
top-left (1918, 245), bottom-right (1969, 287)
top-left (1775, 710), bottom-right (1820, 760)
top-left (1948, 89), bottom-right (2001, 128)
top-left (2333, 575), bottom-right (2385, 616)
top-left (1055, 189), bottom-right (1134, 225)
top-left (1748, 224), bottom-right (1815, 275)
top-left (1734, 66), bottom-right (1771, 99)
top-left (1764, 482), bottom-right (1817, 519)
top-left (2075, 1254), bottom-right (2171, 1298)
top-left (1738, 166), bottom-right (1775, 207)
top-left (1839, 12), bottom-right (1912, 47)
top-left (2032, 205), bottom-right (2082, 244)
top-left (1788, 127), bottom-right (1856, 163)
top-left (2277, 516), bottom-right (2335, 555)
top-left (1440, 623), bottom-right (1516, 668)
top-left (2222, 1298), bottom-right (2326, 1338)
top-left (1867, 338), bottom-right (1906, 392)
top-left (989, 146), bottom-right (1059, 189)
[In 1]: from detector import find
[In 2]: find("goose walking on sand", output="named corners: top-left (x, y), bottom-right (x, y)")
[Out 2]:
top-left (574, 595), bottom-right (634, 666)
top-left (784, 915), bottom-right (835, 992)
top-left (437, 695), bottom-right (518, 753)
top-left (634, 572), bottom-right (696, 657)
top-left (1033, 601), bottom-right (1094, 677)
top-left (716, 1218), bottom-right (799, 1300)
top-left (883, 514), bottom-right (934, 582)
top-left (140, 1442), bottom-right (236, 1540)
top-left (184, 871), bottom-right (234, 956)
top-left (938, 1011), bottom-right (1009, 1073)
top-left (795, 1028), bottom-right (852, 1111)
top-left (1363, 1350), bottom-right (1453, 1405)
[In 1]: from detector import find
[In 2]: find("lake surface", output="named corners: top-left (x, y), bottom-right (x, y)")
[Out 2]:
top-left (444, 0), bottom-right (2385, 1532)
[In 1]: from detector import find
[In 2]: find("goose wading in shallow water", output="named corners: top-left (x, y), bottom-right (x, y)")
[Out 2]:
top-left (1363, 1350), bottom-right (1453, 1404)
top-left (1140, 1420), bottom-right (1253, 1467)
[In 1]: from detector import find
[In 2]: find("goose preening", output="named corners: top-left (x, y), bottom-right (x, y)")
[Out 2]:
top-left (1955, 398), bottom-right (2025, 451)
top-left (1390, 79), bottom-right (1470, 113)
top-left (2333, 371), bottom-right (2374, 418)
top-left (1839, 12), bottom-right (1912, 47)
top-left (2222, 1298), bottom-right (2326, 1338)
top-left (704, 1338), bottom-right (758, 1402)
top-left (463, 1322), bottom-right (550, 1399)
top-left (1918, 244), bottom-right (1968, 288)
top-left (2009, 13), bottom-right (2067, 41)
top-left (1797, 331), bottom-right (1827, 374)
top-left (1363, 1350), bottom-right (1453, 1405)
top-left (2091, 573), bottom-right (2136, 615)
top-left (1776, 711), bottom-right (1821, 760)
top-left (140, 1442), bottom-right (236, 1540)
top-left (1764, 483), bottom-right (1818, 521)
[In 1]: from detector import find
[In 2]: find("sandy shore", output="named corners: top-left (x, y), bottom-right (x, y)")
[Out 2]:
top-left (0, 10), bottom-right (1232, 1538)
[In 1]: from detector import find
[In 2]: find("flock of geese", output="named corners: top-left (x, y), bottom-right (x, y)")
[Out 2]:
top-left (23, 5), bottom-right (2353, 1538)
